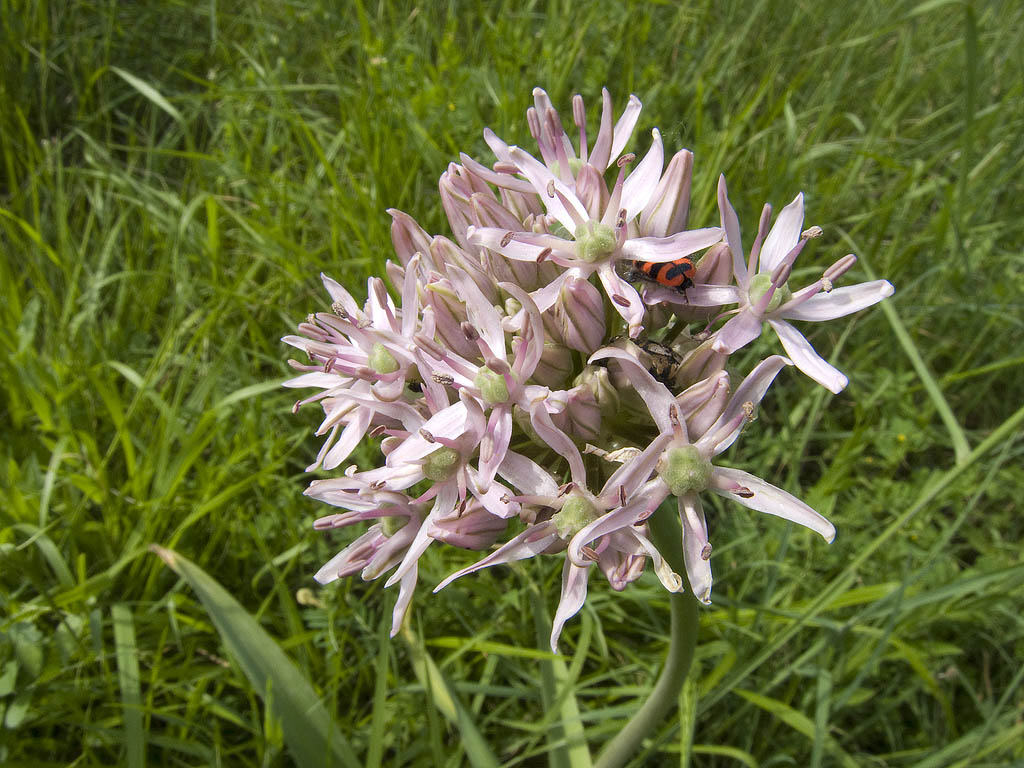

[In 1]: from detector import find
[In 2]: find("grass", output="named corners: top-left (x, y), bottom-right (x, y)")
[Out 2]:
top-left (2, 0), bottom-right (1023, 765)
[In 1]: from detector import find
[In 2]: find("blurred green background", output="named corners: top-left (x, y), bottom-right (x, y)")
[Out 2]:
top-left (2, 0), bottom-right (1023, 765)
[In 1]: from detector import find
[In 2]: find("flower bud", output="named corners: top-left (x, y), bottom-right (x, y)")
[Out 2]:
top-left (574, 164), bottom-right (608, 219)
top-left (532, 340), bottom-right (575, 388)
top-left (639, 148), bottom-right (693, 237)
top-left (674, 336), bottom-right (727, 390)
top-left (572, 365), bottom-right (620, 417)
top-left (565, 386), bottom-right (602, 442)
top-left (430, 501), bottom-right (508, 550)
top-left (389, 209), bottom-right (434, 269)
top-left (557, 276), bottom-right (606, 353)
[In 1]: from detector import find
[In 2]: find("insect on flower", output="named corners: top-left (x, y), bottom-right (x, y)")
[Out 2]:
top-left (623, 256), bottom-right (696, 300)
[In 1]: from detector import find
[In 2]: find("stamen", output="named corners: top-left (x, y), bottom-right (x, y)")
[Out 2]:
top-left (537, 247), bottom-right (552, 263)
top-left (734, 486), bottom-right (754, 498)
top-left (414, 333), bottom-right (446, 359)
top-left (500, 231), bottom-right (515, 247)
top-left (619, 485), bottom-right (627, 506)
top-left (419, 429), bottom-right (436, 443)
top-left (493, 161), bottom-right (519, 174)
top-left (580, 545), bottom-right (599, 562)
top-left (612, 294), bottom-right (631, 307)
top-left (546, 180), bottom-right (557, 198)
top-left (823, 253), bottom-right (857, 282)
top-left (700, 543), bottom-right (713, 560)
top-left (369, 425), bottom-right (388, 438)
top-left (292, 400), bottom-right (301, 414)
top-left (331, 301), bottom-right (348, 317)
top-left (617, 152), bottom-right (636, 168)
top-left (742, 401), bottom-right (756, 421)
top-left (431, 372), bottom-right (454, 386)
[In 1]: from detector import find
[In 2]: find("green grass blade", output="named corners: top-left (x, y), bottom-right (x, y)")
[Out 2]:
top-left (400, 623), bottom-right (500, 768)
top-left (151, 546), bottom-right (360, 768)
top-left (112, 604), bottom-right (145, 768)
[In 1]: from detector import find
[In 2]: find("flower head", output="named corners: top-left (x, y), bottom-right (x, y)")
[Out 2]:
top-left (284, 87), bottom-right (890, 647)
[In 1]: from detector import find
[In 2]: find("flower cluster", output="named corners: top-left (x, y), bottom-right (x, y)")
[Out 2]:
top-left (284, 88), bottom-right (894, 650)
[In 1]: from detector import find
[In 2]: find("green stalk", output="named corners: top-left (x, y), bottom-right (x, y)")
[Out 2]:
top-left (595, 502), bottom-right (700, 768)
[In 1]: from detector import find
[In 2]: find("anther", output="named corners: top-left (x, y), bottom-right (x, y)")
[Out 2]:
top-left (559, 482), bottom-right (576, 496)
top-left (537, 247), bottom-right (552, 263)
top-left (742, 401), bottom-right (756, 420)
top-left (619, 485), bottom-right (627, 506)
top-left (500, 231), bottom-right (515, 247)
top-left (616, 208), bottom-right (627, 228)
top-left (801, 225), bottom-right (823, 240)
top-left (735, 486), bottom-right (754, 499)
top-left (292, 400), bottom-right (301, 414)
top-left (419, 429), bottom-right (436, 443)
top-left (546, 180), bottom-right (557, 198)
top-left (580, 545), bottom-right (599, 562)
top-left (369, 425), bottom-right (388, 438)
top-left (370, 480), bottom-right (386, 490)
top-left (612, 294), bottom-right (631, 307)
top-left (700, 543), bottom-right (713, 560)
top-left (432, 372), bottom-right (454, 386)
top-left (493, 161), bottom-right (518, 174)
top-left (617, 152), bottom-right (636, 168)
top-left (668, 403), bottom-right (681, 427)
top-left (461, 322), bottom-right (480, 341)
top-left (821, 277), bottom-right (834, 293)
top-left (331, 301), bottom-right (348, 317)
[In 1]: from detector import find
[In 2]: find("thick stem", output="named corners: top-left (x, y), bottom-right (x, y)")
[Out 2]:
top-left (594, 502), bottom-right (700, 768)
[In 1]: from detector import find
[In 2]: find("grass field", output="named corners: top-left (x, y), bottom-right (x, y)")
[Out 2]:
top-left (2, 0), bottom-right (1023, 765)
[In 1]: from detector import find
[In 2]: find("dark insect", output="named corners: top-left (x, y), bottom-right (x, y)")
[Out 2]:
top-left (625, 257), bottom-right (696, 295)
top-left (635, 339), bottom-right (682, 387)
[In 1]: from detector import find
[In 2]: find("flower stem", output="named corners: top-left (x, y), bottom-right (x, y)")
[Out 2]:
top-left (594, 502), bottom-right (700, 768)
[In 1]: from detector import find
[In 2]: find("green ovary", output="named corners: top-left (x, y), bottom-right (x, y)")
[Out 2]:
top-left (658, 445), bottom-right (713, 497)
top-left (475, 369), bottom-right (510, 405)
top-left (575, 220), bottom-right (616, 263)
top-left (552, 492), bottom-right (601, 540)
top-left (423, 446), bottom-right (460, 482)
top-left (747, 273), bottom-right (791, 314)
top-left (369, 343), bottom-right (400, 374)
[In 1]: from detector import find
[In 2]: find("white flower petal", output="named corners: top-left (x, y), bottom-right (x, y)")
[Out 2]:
top-left (768, 319), bottom-right (848, 394)
top-left (588, 347), bottom-right (675, 434)
top-left (622, 128), bottom-right (664, 221)
top-left (434, 523), bottom-right (560, 592)
top-left (609, 94), bottom-right (643, 164)
top-left (717, 175), bottom-right (746, 284)
top-left (498, 450), bottom-right (560, 498)
top-left (712, 310), bottom-right (764, 353)
top-left (508, 146), bottom-right (589, 232)
top-left (781, 281), bottom-right (894, 322)
top-left (550, 561), bottom-right (590, 652)
top-left (468, 225), bottom-right (558, 262)
top-left (710, 466), bottom-right (836, 542)
top-left (389, 565), bottom-right (418, 637)
top-left (620, 227), bottom-right (725, 264)
top-left (759, 193), bottom-right (803, 274)
top-left (679, 494), bottom-right (712, 604)
top-left (597, 266), bottom-right (646, 337)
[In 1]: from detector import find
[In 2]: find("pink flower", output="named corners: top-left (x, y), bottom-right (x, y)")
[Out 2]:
top-left (567, 350), bottom-right (835, 604)
top-left (712, 176), bottom-right (895, 393)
